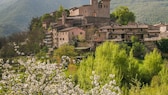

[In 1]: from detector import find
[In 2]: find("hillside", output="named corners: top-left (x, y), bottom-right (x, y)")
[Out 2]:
top-left (0, 0), bottom-right (168, 36)
top-left (0, 0), bottom-right (89, 36)
top-left (110, 0), bottom-right (168, 24)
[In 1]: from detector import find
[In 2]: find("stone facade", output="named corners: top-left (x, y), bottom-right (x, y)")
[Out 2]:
top-left (70, 0), bottom-right (110, 18)
top-left (96, 24), bottom-right (149, 42)
top-left (45, 27), bottom-right (86, 48)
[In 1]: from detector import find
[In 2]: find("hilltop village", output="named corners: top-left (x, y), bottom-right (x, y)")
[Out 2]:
top-left (42, 0), bottom-right (168, 53)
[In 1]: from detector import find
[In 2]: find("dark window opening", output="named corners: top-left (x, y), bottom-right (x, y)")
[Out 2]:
top-left (121, 34), bottom-right (125, 39)
top-left (141, 34), bottom-right (143, 39)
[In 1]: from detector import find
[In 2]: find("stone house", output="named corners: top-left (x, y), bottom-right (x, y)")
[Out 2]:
top-left (57, 27), bottom-right (86, 47)
top-left (159, 24), bottom-right (168, 39)
top-left (95, 24), bottom-right (149, 43)
top-left (44, 27), bottom-right (86, 48)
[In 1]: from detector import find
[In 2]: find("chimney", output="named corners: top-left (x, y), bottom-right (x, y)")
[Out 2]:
top-left (62, 11), bottom-right (67, 25)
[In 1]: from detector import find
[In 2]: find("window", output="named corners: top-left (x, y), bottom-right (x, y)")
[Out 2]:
top-left (80, 32), bottom-right (83, 35)
top-left (141, 34), bottom-right (143, 39)
top-left (121, 34), bottom-right (125, 39)
top-left (63, 38), bottom-right (64, 40)
top-left (60, 38), bottom-right (62, 40)
top-left (72, 32), bottom-right (74, 35)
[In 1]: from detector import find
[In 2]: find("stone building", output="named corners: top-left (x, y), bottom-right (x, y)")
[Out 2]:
top-left (44, 26), bottom-right (86, 48)
top-left (69, 0), bottom-right (111, 18)
top-left (57, 27), bottom-right (86, 47)
top-left (159, 24), bottom-right (168, 39)
top-left (95, 24), bottom-right (149, 43)
top-left (57, 0), bottom-right (111, 27)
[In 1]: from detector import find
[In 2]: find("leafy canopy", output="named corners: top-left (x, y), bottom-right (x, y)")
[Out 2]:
top-left (111, 6), bottom-right (135, 25)
top-left (54, 44), bottom-right (77, 58)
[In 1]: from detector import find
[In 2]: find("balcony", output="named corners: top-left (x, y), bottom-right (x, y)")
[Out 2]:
top-left (106, 38), bottom-right (123, 42)
top-left (45, 35), bottom-right (52, 38)
top-left (144, 37), bottom-right (161, 42)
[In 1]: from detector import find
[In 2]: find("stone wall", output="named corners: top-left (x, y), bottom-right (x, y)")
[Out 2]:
top-left (85, 17), bottom-right (110, 25)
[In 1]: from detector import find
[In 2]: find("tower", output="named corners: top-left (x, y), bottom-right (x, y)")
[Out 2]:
top-left (62, 11), bottom-right (67, 25)
top-left (90, 0), bottom-right (98, 5)
top-left (98, 0), bottom-right (111, 18)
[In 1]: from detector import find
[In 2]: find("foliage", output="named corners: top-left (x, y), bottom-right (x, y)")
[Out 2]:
top-left (0, 56), bottom-right (121, 95)
top-left (76, 42), bottom-right (127, 90)
top-left (36, 47), bottom-right (48, 60)
top-left (127, 49), bottom-right (139, 82)
top-left (132, 42), bottom-right (146, 58)
top-left (54, 44), bottom-right (77, 58)
top-left (76, 56), bottom-right (94, 90)
top-left (0, 44), bottom-right (17, 58)
top-left (140, 49), bottom-right (162, 83)
top-left (41, 14), bottom-right (55, 23)
top-left (111, 6), bottom-right (135, 25)
top-left (94, 42), bottom-right (127, 83)
top-left (55, 5), bottom-right (65, 20)
top-left (156, 39), bottom-right (168, 53)
top-left (0, 37), bottom-right (7, 49)
top-left (29, 17), bottom-right (42, 31)
top-left (131, 36), bottom-right (139, 43)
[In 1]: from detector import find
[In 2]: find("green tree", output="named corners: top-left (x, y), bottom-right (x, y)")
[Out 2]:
top-left (54, 44), bottom-right (77, 58)
top-left (76, 42), bottom-right (127, 90)
top-left (130, 36), bottom-right (146, 58)
top-left (0, 44), bottom-right (17, 58)
top-left (131, 36), bottom-right (139, 43)
top-left (29, 17), bottom-right (42, 31)
top-left (156, 39), bottom-right (168, 53)
top-left (55, 5), bottom-right (65, 20)
top-left (76, 56), bottom-right (94, 90)
top-left (132, 42), bottom-right (146, 58)
top-left (41, 14), bottom-right (54, 23)
top-left (111, 6), bottom-right (135, 25)
top-left (140, 49), bottom-right (163, 83)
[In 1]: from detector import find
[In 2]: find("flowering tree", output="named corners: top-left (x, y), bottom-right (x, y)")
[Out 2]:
top-left (0, 56), bottom-right (121, 95)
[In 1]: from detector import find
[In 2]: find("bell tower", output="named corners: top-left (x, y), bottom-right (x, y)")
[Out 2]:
top-left (100, 0), bottom-right (111, 18)
top-left (90, 0), bottom-right (98, 6)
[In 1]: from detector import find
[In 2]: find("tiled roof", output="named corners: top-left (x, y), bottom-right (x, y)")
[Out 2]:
top-left (147, 30), bottom-right (160, 33)
top-left (59, 27), bottom-right (78, 32)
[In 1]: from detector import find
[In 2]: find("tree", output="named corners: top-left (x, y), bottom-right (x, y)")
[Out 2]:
top-left (140, 49), bottom-right (162, 83)
top-left (54, 44), bottom-right (77, 58)
top-left (55, 5), bottom-right (65, 20)
top-left (41, 14), bottom-right (54, 23)
top-left (0, 44), bottom-right (17, 58)
top-left (29, 17), bottom-right (42, 31)
top-left (111, 6), bottom-right (135, 25)
top-left (132, 42), bottom-right (146, 58)
top-left (130, 36), bottom-right (146, 58)
top-left (76, 42), bottom-right (127, 90)
top-left (156, 39), bottom-right (168, 53)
